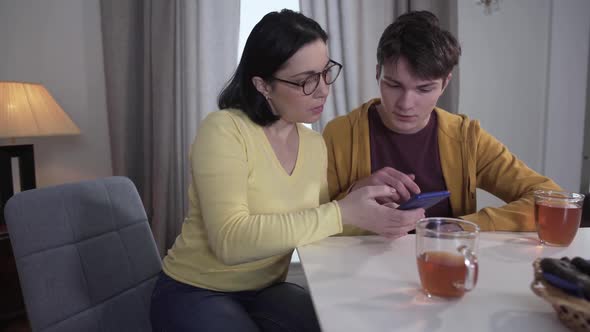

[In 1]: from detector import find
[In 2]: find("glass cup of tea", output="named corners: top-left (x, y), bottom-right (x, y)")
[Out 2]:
top-left (416, 218), bottom-right (480, 298)
top-left (534, 190), bottom-right (585, 246)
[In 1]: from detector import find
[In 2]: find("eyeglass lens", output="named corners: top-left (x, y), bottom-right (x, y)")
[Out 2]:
top-left (302, 64), bottom-right (341, 95)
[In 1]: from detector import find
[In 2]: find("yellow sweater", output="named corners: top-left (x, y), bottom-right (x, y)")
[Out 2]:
top-left (162, 109), bottom-right (342, 292)
top-left (323, 98), bottom-right (562, 232)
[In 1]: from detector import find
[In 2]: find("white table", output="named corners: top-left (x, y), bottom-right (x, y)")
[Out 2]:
top-left (297, 229), bottom-right (590, 332)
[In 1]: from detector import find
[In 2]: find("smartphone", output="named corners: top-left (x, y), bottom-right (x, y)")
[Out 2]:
top-left (397, 190), bottom-right (450, 210)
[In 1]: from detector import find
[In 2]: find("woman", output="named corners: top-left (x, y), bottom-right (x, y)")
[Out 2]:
top-left (150, 9), bottom-right (424, 332)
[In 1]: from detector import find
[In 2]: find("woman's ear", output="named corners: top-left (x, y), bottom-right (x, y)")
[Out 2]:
top-left (252, 76), bottom-right (271, 99)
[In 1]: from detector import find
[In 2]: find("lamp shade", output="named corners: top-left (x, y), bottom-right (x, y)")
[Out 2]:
top-left (0, 82), bottom-right (80, 139)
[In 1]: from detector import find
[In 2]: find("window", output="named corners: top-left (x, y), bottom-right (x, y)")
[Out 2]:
top-left (238, 0), bottom-right (300, 60)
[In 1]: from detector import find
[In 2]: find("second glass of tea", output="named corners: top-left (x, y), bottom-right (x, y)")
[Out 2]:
top-left (534, 190), bottom-right (584, 246)
top-left (416, 218), bottom-right (480, 299)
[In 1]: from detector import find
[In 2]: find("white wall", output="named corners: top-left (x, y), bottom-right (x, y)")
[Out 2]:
top-left (544, 0), bottom-right (590, 192)
top-left (0, 0), bottom-right (112, 188)
top-left (458, 0), bottom-right (589, 207)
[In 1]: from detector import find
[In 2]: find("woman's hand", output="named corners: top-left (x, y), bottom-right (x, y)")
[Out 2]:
top-left (338, 185), bottom-right (425, 238)
top-left (350, 167), bottom-right (421, 203)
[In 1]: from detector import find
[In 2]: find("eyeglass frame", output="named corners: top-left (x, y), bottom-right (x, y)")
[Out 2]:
top-left (271, 59), bottom-right (343, 96)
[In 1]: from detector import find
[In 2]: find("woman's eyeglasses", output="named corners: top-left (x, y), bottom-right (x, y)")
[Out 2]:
top-left (272, 60), bottom-right (343, 95)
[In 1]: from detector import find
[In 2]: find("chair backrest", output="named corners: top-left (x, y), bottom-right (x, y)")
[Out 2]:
top-left (4, 177), bottom-right (161, 332)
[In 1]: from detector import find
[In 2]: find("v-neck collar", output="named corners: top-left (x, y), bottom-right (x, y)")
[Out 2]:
top-left (258, 123), bottom-right (303, 178)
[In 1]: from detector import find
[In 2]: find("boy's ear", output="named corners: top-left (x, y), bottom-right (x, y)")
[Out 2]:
top-left (442, 72), bottom-right (453, 91)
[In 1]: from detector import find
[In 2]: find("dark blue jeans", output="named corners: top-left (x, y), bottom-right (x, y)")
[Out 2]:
top-left (150, 272), bottom-right (322, 332)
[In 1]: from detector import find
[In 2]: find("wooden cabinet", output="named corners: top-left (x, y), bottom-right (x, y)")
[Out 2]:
top-left (0, 225), bottom-right (26, 322)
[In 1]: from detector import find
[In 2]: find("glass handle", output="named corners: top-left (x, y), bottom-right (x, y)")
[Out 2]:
top-left (458, 245), bottom-right (478, 291)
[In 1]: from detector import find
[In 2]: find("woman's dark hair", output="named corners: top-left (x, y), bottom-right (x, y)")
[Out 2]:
top-left (218, 9), bottom-right (328, 126)
top-left (376, 11), bottom-right (461, 80)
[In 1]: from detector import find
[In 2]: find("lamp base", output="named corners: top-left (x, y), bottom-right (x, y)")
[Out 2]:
top-left (0, 144), bottom-right (36, 226)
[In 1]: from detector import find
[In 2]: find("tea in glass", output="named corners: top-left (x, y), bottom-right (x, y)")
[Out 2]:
top-left (416, 218), bottom-right (479, 298)
top-left (534, 191), bottom-right (584, 246)
top-left (417, 251), bottom-right (478, 298)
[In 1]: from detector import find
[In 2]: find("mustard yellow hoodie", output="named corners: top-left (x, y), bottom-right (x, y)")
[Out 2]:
top-left (323, 98), bottom-right (562, 232)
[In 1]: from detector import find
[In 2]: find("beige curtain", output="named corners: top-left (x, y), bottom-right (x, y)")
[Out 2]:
top-left (300, 0), bottom-right (459, 131)
top-left (100, 0), bottom-right (239, 255)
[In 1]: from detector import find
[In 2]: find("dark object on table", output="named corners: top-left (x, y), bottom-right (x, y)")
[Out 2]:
top-left (531, 258), bottom-right (590, 332)
top-left (539, 257), bottom-right (590, 300)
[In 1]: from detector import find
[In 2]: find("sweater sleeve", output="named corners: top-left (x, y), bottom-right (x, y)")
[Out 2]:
top-left (460, 125), bottom-right (562, 231)
top-left (323, 119), bottom-right (373, 236)
top-left (193, 112), bottom-right (343, 266)
top-left (319, 138), bottom-right (332, 205)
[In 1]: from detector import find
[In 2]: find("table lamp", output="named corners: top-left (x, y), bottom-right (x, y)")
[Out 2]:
top-left (0, 81), bottom-right (80, 226)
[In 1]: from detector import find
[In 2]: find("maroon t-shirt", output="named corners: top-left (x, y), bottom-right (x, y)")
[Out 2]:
top-left (368, 105), bottom-right (452, 218)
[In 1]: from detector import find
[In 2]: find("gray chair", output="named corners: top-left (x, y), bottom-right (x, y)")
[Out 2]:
top-left (4, 177), bottom-right (161, 332)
